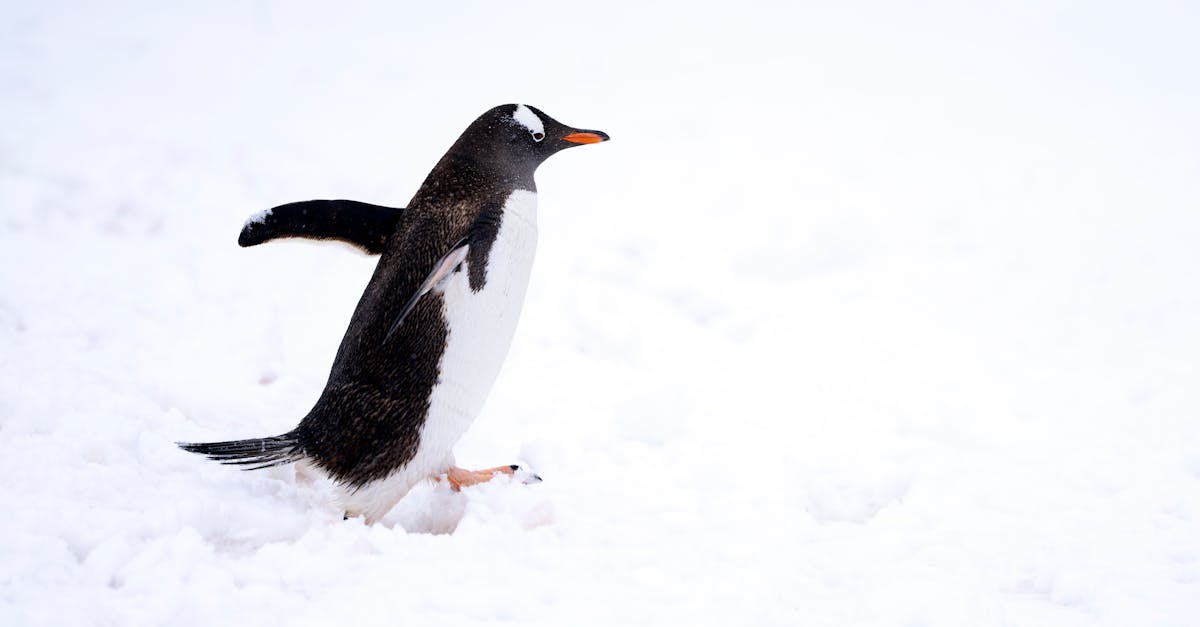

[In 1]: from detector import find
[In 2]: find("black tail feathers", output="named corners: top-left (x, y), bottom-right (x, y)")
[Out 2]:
top-left (177, 433), bottom-right (305, 471)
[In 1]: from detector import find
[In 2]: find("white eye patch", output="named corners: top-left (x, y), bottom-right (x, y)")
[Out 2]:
top-left (512, 104), bottom-right (545, 141)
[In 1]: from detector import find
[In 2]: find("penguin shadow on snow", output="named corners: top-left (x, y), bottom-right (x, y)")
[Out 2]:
top-left (289, 462), bottom-right (555, 535)
top-left (274, 458), bottom-right (549, 530)
top-left (382, 475), bottom-right (556, 534)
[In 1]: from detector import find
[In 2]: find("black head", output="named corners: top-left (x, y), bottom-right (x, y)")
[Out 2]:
top-left (446, 104), bottom-right (609, 185)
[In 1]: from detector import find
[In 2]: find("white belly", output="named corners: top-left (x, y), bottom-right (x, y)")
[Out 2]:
top-left (340, 190), bottom-right (538, 522)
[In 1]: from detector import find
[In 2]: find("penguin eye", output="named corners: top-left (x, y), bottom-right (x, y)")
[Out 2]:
top-left (531, 131), bottom-right (545, 142)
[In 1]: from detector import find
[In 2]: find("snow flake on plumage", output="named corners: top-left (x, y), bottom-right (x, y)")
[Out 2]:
top-left (245, 207), bottom-right (272, 227)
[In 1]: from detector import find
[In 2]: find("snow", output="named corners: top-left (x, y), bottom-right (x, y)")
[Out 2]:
top-left (244, 207), bottom-right (272, 226)
top-left (2, 1), bottom-right (1199, 626)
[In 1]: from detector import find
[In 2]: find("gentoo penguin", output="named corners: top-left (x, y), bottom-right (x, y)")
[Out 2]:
top-left (179, 104), bottom-right (608, 523)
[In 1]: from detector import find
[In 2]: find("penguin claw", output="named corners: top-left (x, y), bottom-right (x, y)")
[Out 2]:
top-left (511, 465), bottom-right (543, 485)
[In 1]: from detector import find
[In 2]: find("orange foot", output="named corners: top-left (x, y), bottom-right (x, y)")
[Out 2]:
top-left (445, 464), bottom-right (542, 491)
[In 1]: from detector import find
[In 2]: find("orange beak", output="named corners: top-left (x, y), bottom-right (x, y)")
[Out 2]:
top-left (563, 131), bottom-right (609, 144)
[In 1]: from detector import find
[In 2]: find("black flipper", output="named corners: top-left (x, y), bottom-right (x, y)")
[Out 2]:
top-left (384, 239), bottom-right (470, 341)
top-left (238, 200), bottom-right (404, 254)
top-left (177, 433), bottom-right (305, 471)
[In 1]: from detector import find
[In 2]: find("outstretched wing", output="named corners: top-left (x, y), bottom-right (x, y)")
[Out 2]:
top-left (239, 199), bottom-right (404, 254)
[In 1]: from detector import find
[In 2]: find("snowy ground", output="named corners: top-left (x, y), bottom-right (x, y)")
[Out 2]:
top-left (3, 1), bottom-right (1199, 625)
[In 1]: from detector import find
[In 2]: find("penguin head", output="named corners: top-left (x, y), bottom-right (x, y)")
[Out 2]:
top-left (454, 104), bottom-right (609, 178)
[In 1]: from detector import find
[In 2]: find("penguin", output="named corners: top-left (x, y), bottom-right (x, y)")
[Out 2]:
top-left (179, 104), bottom-right (608, 523)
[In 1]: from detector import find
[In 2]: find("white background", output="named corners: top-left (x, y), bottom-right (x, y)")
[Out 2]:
top-left (2, 1), bottom-right (1198, 625)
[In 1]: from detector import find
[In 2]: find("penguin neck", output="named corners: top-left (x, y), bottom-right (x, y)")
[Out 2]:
top-left (421, 153), bottom-right (537, 199)
top-left (410, 150), bottom-right (542, 221)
